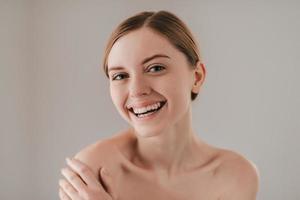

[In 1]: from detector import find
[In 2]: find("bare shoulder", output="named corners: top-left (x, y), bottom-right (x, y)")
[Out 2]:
top-left (216, 149), bottom-right (260, 200)
top-left (72, 139), bottom-right (113, 176)
top-left (73, 130), bottom-right (132, 176)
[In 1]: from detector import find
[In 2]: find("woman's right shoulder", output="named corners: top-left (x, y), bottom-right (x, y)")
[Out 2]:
top-left (73, 129), bottom-right (135, 175)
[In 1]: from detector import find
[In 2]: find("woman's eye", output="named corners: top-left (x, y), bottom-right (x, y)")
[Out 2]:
top-left (148, 65), bottom-right (165, 73)
top-left (111, 66), bottom-right (164, 80)
top-left (112, 73), bottom-right (128, 81)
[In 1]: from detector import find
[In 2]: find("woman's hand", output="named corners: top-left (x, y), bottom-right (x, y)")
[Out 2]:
top-left (59, 157), bottom-right (115, 200)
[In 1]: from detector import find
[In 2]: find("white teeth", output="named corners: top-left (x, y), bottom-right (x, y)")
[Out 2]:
top-left (132, 102), bottom-right (161, 114)
top-left (138, 112), bottom-right (154, 118)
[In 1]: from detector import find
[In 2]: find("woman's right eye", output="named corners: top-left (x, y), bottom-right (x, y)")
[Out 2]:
top-left (112, 73), bottom-right (128, 81)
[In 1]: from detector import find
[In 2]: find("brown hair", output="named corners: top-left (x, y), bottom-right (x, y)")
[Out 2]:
top-left (102, 10), bottom-right (202, 101)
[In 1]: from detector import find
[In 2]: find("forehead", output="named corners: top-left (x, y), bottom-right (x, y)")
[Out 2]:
top-left (107, 27), bottom-right (178, 68)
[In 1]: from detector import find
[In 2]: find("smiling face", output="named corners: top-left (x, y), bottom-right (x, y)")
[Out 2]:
top-left (107, 27), bottom-right (202, 137)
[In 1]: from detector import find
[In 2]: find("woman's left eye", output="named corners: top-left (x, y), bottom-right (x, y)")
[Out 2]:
top-left (147, 65), bottom-right (165, 73)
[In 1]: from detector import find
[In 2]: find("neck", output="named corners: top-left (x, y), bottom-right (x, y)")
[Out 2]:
top-left (131, 107), bottom-right (202, 178)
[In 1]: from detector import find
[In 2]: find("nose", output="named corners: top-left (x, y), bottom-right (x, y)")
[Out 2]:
top-left (129, 75), bottom-right (151, 98)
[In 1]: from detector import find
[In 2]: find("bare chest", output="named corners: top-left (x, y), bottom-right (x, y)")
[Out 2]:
top-left (113, 169), bottom-right (223, 200)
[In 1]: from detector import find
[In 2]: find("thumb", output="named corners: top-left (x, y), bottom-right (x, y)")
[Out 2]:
top-left (99, 167), bottom-right (116, 199)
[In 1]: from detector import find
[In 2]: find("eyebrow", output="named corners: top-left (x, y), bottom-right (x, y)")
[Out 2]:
top-left (107, 54), bottom-right (170, 73)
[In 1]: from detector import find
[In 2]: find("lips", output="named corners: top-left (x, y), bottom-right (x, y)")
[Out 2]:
top-left (126, 100), bottom-right (166, 110)
top-left (128, 100), bottom-right (167, 117)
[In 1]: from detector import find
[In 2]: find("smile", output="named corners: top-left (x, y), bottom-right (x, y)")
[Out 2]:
top-left (128, 101), bottom-right (167, 118)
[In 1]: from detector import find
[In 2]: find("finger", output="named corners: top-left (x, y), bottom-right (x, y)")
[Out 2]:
top-left (61, 167), bottom-right (87, 193)
top-left (59, 187), bottom-right (71, 200)
top-left (100, 167), bottom-right (117, 199)
top-left (66, 157), bottom-right (100, 187)
top-left (59, 179), bottom-right (80, 200)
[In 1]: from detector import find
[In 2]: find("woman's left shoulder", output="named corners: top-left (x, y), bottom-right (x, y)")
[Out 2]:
top-left (217, 149), bottom-right (259, 174)
top-left (215, 148), bottom-right (260, 199)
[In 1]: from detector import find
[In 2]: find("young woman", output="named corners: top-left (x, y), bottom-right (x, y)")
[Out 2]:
top-left (59, 10), bottom-right (259, 200)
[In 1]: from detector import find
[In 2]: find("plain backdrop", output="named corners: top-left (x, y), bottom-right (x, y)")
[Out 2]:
top-left (1, 0), bottom-right (299, 199)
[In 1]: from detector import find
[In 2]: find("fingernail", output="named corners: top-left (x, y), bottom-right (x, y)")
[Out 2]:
top-left (66, 157), bottom-right (71, 163)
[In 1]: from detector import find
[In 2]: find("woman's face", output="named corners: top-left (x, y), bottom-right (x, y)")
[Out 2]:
top-left (107, 27), bottom-right (202, 137)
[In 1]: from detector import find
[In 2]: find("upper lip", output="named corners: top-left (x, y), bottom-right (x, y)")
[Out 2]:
top-left (126, 100), bottom-right (166, 110)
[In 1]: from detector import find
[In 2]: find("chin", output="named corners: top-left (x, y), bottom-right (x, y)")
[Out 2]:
top-left (133, 126), bottom-right (164, 138)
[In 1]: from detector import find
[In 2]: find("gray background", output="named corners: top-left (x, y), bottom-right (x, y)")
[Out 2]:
top-left (1, 0), bottom-right (299, 199)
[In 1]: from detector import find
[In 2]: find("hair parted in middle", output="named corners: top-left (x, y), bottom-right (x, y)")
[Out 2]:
top-left (102, 10), bottom-right (203, 101)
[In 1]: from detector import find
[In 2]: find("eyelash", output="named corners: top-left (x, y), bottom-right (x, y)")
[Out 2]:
top-left (111, 65), bottom-right (165, 81)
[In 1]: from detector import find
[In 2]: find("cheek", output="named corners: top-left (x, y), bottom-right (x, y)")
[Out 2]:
top-left (110, 85), bottom-right (125, 109)
top-left (161, 72), bottom-right (191, 98)
top-left (168, 74), bottom-right (192, 108)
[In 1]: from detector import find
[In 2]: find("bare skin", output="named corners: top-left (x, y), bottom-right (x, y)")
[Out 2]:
top-left (71, 128), bottom-right (259, 200)
top-left (59, 27), bottom-right (259, 199)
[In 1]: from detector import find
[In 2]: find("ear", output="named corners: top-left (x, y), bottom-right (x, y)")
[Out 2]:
top-left (191, 61), bottom-right (206, 94)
